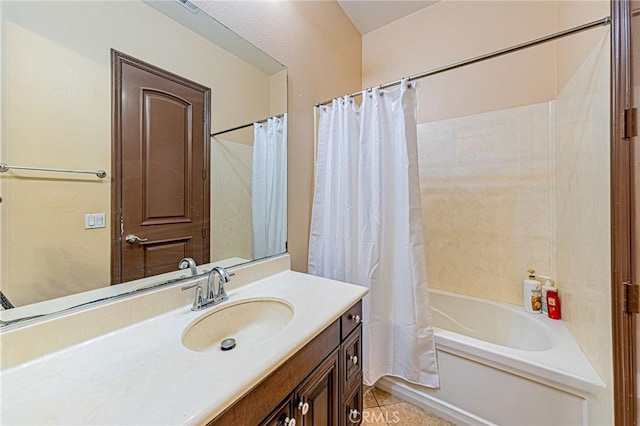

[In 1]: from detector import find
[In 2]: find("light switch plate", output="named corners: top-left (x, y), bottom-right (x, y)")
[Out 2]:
top-left (85, 213), bottom-right (106, 229)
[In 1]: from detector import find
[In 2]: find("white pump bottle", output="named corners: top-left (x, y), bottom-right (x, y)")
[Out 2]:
top-left (523, 269), bottom-right (542, 314)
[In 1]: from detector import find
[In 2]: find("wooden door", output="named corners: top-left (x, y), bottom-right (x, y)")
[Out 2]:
top-left (295, 350), bottom-right (339, 426)
top-left (112, 51), bottom-right (210, 283)
top-left (634, 2), bottom-right (640, 425)
top-left (612, 1), bottom-right (639, 423)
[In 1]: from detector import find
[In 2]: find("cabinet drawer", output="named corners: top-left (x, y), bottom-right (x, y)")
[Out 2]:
top-left (340, 301), bottom-right (362, 340)
top-left (341, 374), bottom-right (363, 426)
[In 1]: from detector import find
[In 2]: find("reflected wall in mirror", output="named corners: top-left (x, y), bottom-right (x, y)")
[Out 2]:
top-left (0, 0), bottom-right (287, 321)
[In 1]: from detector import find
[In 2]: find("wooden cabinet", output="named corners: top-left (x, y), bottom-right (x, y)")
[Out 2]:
top-left (340, 301), bottom-right (363, 426)
top-left (294, 350), bottom-right (339, 426)
top-left (210, 300), bottom-right (363, 426)
top-left (342, 375), bottom-right (363, 426)
top-left (260, 396), bottom-right (294, 426)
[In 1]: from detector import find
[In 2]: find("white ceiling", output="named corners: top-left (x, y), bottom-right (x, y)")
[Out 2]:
top-left (337, 0), bottom-right (439, 35)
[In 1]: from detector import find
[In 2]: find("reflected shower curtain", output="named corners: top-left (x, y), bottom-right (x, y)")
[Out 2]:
top-left (252, 114), bottom-right (287, 259)
top-left (308, 81), bottom-right (439, 387)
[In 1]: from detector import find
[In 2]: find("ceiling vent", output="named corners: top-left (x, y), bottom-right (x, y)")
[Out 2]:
top-left (176, 0), bottom-right (199, 14)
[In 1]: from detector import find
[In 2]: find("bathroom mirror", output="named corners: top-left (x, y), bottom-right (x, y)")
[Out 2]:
top-left (0, 0), bottom-right (287, 324)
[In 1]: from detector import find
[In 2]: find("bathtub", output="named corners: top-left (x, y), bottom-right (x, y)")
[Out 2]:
top-left (376, 289), bottom-right (608, 426)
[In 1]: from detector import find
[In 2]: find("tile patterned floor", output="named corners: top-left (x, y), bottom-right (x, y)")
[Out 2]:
top-left (361, 386), bottom-right (456, 426)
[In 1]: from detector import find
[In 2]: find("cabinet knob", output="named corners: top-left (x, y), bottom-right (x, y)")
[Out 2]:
top-left (298, 401), bottom-right (310, 416)
top-left (283, 416), bottom-right (295, 426)
top-left (349, 355), bottom-right (358, 365)
top-left (350, 314), bottom-right (361, 324)
top-left (349, 409), bottom-right (361, 422)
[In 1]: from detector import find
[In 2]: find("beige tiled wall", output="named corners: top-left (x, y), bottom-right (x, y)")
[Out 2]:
top-left (418, 102), bottom-right (553, 305)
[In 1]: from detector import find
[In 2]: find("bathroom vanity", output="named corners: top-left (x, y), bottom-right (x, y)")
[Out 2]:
top-left (211, 301), bottom-right (363, 425)
top-left (0, 255), bottom-right (367, 425)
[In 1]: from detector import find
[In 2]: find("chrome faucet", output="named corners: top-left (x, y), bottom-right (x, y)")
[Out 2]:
top-left (178, 257), bottom-right (198, 276)
top-left (181, 266), bottom-right (234, 311)
top-left (208, 266), bottom-right (232, 304)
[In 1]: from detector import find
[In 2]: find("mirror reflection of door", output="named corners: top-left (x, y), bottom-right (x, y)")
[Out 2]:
top-left (112, 51), bottom-right (210, 284)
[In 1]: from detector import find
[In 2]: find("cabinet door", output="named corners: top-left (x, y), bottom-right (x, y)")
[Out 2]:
top-left (260, 396), bottom-right (295, 426)
top-left (295, 349), bottom-right (339, 426)
top-left (342, 376), bottom-right (363, 426)
top-left (341, 325), bottom-right (362, 388)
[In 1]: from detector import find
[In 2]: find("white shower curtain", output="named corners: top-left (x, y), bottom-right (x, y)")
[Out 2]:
top-left (308, 81), bottom-right (439, 388)
top-left (252, 114), bottom-right (287, 259)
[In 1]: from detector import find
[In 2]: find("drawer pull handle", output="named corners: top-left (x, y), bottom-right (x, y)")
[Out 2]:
top-left (298, 401), bottom-right (310, 415)
top-left (350, 314), bottom-right (361, 324)
top-left (283, 416), bottom-right (296, 426)
top-left (349, 355), bottom-right (358, 365)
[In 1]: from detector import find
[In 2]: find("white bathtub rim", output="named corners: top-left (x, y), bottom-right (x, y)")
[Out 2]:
top-left (435, 335), bottom-right (605, 399)
top-left (429, 289), bottom-right (606, 397)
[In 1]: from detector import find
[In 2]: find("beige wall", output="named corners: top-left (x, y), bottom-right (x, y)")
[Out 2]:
top-left (196, 0), bottom-right (362, 273)
top-left (1, 1), bottom-right (272, 305)
top-left (363, 0), bottom-right (557, 124)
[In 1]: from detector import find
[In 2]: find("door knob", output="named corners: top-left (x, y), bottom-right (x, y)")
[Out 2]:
top-left (125, 234), bottom-right (148, 244)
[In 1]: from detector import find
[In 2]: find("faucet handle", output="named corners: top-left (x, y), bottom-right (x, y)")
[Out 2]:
top-left (182, 283), bottom-right (204, 311)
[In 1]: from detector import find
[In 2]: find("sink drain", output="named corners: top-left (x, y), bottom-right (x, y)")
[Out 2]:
top-left (221, 338), bottom-right (236, 351)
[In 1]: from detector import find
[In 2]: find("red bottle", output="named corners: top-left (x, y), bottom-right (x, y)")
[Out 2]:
top-left (547, 289), bottom-right (561, 320)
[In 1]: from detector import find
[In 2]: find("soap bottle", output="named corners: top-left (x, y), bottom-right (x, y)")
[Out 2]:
top-left (539, 275), bottom-right (553, 315)
top-left (523, 269), bottom-right (542, 314)
top-left (547, 285), bottom-right (562, 320)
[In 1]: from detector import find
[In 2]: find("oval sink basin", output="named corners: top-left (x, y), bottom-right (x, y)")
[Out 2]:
top-left (182, 299), bottom-right (294, 353)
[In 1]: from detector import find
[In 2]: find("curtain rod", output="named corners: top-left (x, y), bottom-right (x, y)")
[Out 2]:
top-left (315, 16), bottom-right (611, 107)
top-left (211, 113), bottom-right (285, 137)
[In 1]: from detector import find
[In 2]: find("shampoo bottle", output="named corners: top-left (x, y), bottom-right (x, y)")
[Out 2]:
top-left (539, 276), bottom-right (553, 315)
top-left (523, 269), bottom-right (542, 314)
top-left (547, 285), bottom-right (562, 320)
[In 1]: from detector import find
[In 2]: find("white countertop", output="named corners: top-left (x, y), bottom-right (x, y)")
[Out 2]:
top-left (0, 269), bottom-right (367, 425)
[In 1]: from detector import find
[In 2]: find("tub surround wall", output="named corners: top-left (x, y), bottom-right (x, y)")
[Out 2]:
top-left (211, 137), bottom-right (253, 262)
top-left (418, 103), bottom-right (553, 306)
top-left (553, 32), bottom-right (612, 419)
